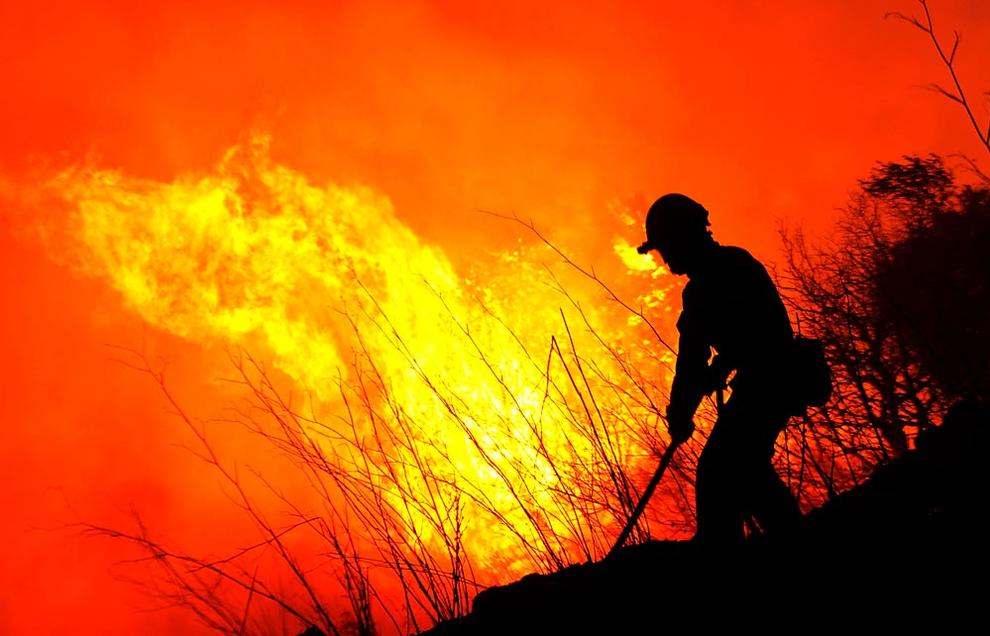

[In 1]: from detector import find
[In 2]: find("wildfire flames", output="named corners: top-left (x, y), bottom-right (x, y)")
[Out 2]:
top-left (37, 134), bottom-right (681, 591)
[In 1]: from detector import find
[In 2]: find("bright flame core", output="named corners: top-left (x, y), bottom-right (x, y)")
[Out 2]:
top-left (44, 135), bottom-right (677, 576)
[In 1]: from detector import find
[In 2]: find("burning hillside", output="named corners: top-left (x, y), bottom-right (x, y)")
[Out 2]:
top-left (10, 135), bottom-right (707, 633)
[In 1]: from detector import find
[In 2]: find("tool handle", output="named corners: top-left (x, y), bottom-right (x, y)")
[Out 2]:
top-left (607, 442), bottom-right (679, 557)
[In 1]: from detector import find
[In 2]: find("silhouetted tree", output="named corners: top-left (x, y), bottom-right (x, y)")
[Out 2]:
top-left (778, 0), bottom-right (990, 467)
top-left (871, 170), bottom-right (990, 402)
top-left (782, 155), bottom-right (990, 459)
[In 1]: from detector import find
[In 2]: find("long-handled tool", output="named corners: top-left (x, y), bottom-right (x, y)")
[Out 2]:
top-left (607, 439), bottom-right (682, 557)
top-left (608, 387), bottom-right (722, 557)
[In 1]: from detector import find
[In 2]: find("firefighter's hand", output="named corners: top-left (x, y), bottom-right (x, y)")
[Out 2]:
top-left (667, 416), bottom-right (695, 445)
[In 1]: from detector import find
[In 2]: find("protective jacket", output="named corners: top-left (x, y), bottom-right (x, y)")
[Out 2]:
top-left (667, 242), bottom-right (794, 424)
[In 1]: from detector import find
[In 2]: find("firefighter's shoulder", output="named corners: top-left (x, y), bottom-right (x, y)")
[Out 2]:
top-left (714, 244), bottom-right (769, 282)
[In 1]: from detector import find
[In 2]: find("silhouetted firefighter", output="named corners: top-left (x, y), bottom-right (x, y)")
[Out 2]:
top-left (637, 193), bottom-right (803, 542)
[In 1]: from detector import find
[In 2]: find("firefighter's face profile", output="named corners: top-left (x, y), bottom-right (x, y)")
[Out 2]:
top-left (648, 233), bottom-right (689, 275)
top-left (657, 243), bottom-right (689, 275)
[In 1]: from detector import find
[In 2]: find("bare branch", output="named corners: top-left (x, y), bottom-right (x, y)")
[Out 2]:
top-left (924, 82), bottom-right (962, 104)
top-left (894, 0), bottom-right (990, 157)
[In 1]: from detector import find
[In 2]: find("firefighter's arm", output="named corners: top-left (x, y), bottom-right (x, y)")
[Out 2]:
top-left (666, 307), bottom-right (710, 444)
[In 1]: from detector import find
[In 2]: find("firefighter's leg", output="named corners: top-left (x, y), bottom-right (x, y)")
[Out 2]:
top-left (748, 411), bottom-right (802, 536)
top-left (694, 403), bottom-right (748, 542)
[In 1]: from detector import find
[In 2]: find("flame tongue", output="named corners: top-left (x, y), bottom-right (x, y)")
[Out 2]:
top-left (57, 136), bottom-right (463, 392)
top-left (43, 134), bottom-right (672, 576)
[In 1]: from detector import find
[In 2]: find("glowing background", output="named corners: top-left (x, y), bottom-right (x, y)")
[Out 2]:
top-left (1, 1), bottom-right (989, 633)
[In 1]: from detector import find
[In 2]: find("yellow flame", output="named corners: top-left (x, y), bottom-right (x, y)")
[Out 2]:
top-left (614, 239), bottom-right (655, 273)
top-left (42, 135), bottom-right (677, 578)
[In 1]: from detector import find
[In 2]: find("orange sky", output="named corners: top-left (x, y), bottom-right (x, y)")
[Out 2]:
top-left (1, 1), bottom-right (989, 634)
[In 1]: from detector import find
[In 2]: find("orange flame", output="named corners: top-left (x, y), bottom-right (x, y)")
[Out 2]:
top-left (39, 134), bottom-right (679, 579)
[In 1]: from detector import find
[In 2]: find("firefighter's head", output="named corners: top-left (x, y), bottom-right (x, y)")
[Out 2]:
top-left (637, 193), bottom-right (713, 275)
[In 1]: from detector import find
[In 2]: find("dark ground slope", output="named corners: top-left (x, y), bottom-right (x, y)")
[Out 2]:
top-left (422, 401), bottom-right (989, 634)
